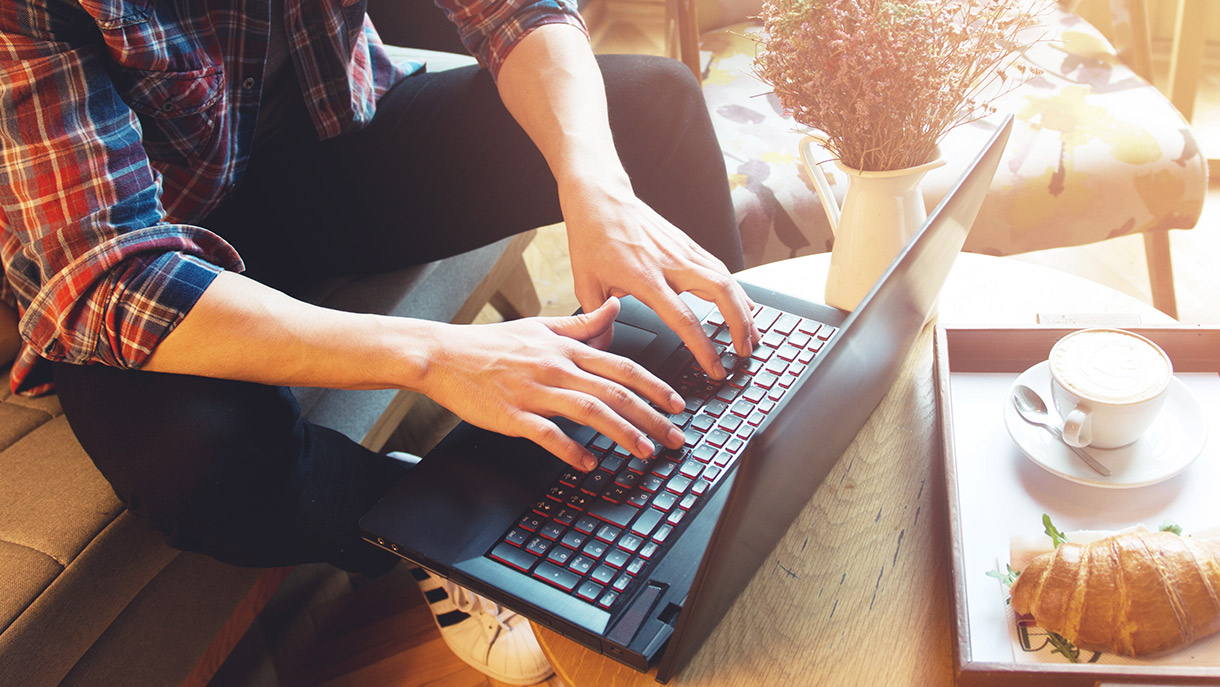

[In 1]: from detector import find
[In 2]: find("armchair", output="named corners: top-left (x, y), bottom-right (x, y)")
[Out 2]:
top-left (669, 0), bottom-right (1208, 317)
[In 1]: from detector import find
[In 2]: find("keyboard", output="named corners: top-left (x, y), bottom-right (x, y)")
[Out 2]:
top-left (485, 304), bottom-right (837, 612)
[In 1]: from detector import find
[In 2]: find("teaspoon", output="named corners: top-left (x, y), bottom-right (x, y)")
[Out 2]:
top-left (1011, 384), bottom-right (1111, 477)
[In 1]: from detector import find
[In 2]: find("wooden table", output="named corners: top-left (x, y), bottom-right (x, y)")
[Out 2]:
top-left (534, 253), bottom-right (1175, 687)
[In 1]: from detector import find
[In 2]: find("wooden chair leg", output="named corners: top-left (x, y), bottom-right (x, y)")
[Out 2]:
top-left (490, 255), bottom-right (541, 320)
top-left (1143, 230), bottom-right (1178, 319)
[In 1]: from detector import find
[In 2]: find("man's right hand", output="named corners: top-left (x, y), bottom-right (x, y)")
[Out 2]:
top-left (418, 298), bottom-right (687, 471)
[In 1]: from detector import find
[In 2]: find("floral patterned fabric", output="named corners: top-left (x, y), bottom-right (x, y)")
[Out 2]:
top-left (700, 6), bottom-right (1208, 269)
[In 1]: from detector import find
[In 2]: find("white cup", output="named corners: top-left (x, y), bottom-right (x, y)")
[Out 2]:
top-left (1048, 328), bottom-right (1172, 449)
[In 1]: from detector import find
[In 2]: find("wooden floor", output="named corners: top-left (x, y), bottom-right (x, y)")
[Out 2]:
top-left (208, 7), bottom-right (1219, 687)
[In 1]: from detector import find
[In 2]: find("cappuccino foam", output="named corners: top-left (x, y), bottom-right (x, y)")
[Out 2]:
top-left (1049, 329), bottom-right (1171, 404)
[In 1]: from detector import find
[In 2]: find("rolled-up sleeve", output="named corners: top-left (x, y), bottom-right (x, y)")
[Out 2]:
top-left (1, 28), bottom-right (242, 393)
top-left (434, 0), bottom-right (588, 79)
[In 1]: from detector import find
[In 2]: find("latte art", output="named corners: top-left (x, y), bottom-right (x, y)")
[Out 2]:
top-left (1049, 329), bottom-right (1172, 404)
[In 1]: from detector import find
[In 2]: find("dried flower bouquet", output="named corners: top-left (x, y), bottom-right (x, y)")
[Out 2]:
top-left (755, 0), bottom-right (1051, 172)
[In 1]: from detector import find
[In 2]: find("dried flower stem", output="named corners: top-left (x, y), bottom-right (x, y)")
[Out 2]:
top-left (755, 0), bottom-right (1052, 171)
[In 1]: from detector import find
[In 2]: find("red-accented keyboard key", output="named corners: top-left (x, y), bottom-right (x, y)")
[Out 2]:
top-left (526, 536), bottom-right (551, 556)
top-left (533, 561), bottom-right (580, 591)
top-left (797, 319), bottom-right (822, 336)
top-left (591, 564), bottom-right (616, 585)
top-left (505, 527), bottom-right (529, 547)
top-left (491, 541), bottom-right (539, 572)
top-left (599, 591), bottom-right (619, 608)
top-left (547, 546), bottom-right (574, 566)
top-left (666, 474), bottom-right (693, 494)
top-left (652, 491), bottom-right (678, 512)
top-left (706, 430), bottom-right (731, 448)
top-left (577, 580), bottom-right (604, 602)
top-left (605, 548), bottom-right (630, 569)
top-left (589, 499), bottom-right (641, 528)
top-left (539, 522), bottom-right (564, 540)
top-left (603, 485), bottom-right (629, 504)
top-left (640, 475), bottom-right (663, 493)
top-left (755, 307), bottom-right (781, 332)
top-left (518, 514), bottom-right (543, 532)
top-left (631, 508), bottom-right (664, 537)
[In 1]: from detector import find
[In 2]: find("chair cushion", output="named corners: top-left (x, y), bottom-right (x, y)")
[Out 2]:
top-left (700, 6), bottom-right (1208, 269)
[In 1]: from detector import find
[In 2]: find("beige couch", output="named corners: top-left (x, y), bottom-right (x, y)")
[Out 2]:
top-left (0, 230), bottom-right (538, 687)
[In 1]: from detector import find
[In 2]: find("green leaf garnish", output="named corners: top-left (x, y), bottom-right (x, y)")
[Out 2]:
top-left (1160, 520), bottom-right (1183, 536)
top-left (986, 563), bottom-right (1020, 589)
top-left (1043, 513), bottom-right (1069, 549)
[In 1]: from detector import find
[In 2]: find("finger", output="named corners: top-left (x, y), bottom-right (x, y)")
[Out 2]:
top-left (673, 259), bottom-right (761, 357)
top-left (559, 359), bottom-right (686, 450)
top-left (645, 286), bottom-right (726, 380)
top-left (515, 413), bottom-right (598, 471)
top-left (545, 387), bottom-right (666, 460)
top-left (572, 345), bottom-right (685, 416)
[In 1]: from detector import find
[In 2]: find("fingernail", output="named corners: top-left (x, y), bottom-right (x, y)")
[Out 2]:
top-left (669, 392), bottom-right (685, 413)
top-left (636, 436), bottom-right (656, 457)
top-left (667, 427), bottom-right (685, 447)
top-left (582, 455), bottom-right (597, 471)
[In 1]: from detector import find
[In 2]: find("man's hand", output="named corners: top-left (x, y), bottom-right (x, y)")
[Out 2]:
top-left (562, 177), bottom-right (758, 380)
top-left (496, 25), bottom-right (758, 381)
top-left (418, 298), bottom-right (687, 470)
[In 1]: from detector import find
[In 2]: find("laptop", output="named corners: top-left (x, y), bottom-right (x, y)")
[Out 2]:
top-left (361, 115), bottom-right (1014, 682)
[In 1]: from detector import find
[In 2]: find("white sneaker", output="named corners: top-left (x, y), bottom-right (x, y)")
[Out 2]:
top-left (411, 566), bottom-right (554, 685)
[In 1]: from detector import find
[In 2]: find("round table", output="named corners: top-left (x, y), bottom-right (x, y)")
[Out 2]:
top-left (535, 253), bottom-right (1173, 687)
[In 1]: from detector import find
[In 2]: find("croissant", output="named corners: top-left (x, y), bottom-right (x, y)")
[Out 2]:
top-left (1009, 529), bottom-right (1220, 657)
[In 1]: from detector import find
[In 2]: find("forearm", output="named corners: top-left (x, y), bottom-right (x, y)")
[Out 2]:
top-left (495, 24), bottom-right (628, 196)
top-left (144, 270), bottom-right (433, 391)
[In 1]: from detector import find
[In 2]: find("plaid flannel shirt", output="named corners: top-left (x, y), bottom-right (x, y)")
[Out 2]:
top-left (1, 0), bottom-right (585, 395)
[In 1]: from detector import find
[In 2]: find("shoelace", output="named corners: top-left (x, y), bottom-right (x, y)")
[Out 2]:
top-left (445, 580), bottom-right (514, 632)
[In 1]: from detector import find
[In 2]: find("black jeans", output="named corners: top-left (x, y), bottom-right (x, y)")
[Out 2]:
top-left (51, 54), bottom-right (741, 575)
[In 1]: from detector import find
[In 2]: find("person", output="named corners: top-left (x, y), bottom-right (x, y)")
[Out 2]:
top-left (0, 0), bottom-right (757, 682)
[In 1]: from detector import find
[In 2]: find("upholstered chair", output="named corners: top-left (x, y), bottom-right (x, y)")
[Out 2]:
top-left (670, 0), bottom-right (1208, 317)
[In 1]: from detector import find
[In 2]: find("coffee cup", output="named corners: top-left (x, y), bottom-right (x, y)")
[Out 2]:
top-left (1048, 328), bottom-right (1172, 449)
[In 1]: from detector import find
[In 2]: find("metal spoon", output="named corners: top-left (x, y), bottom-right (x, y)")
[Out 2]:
top-left (1011, 384), bottom-right (1111, 477)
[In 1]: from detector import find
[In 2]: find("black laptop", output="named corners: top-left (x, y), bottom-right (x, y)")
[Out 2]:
top-left (361, 116), bottom-right (1014, 682)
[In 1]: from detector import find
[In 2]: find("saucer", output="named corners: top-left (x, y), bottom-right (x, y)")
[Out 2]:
top-left (1003, 362), bottom-right (1207, 488)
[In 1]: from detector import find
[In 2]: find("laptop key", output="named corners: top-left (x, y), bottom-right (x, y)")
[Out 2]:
top-left (626, 491), bottom-right (650, 507)
top-left (591, 564), bottom-right (616, 585)
top-left (490, 542), bottom-right (539, 572)
top-left (605, 548), bottom-right (630, 569)
top-left (630, 507), bottom-right (664, 537)
top-left (595, 523), bottom-right (623, 543)
top-left (569, 555), bottom-right (595, 575)
top-left (526, 536), bottom-right (551, 556)
top-left (599, 591), bottom-right (619, 609)
top-left (539, 522), bottom-right (564, 540)
top-left (618, 533), bottom-right (643, 553)
top-left (518, 514), bottom-right (543, 532)
top-left (558, 470), bottom-right (582, 488)
top-left (582, 539), bottom-right (608, 559)
top-left (577, 580), bottom-right (603, 602)
top-left (504, 528), bottom-right (529, 547)
top-left (547, 546), bottom-right (574, 566)
top-left (580, 470), bottom-right (612, 495)
top-left (603, 485), bottom-right (629, 504)
top-left (574, 515), bottom-right (599, 534)
top-left (533, 561), bottom-right (580, 591)
top-left (561, 530), bottom-right (587, 550)
top-left (589, 499), bottom-right (640, 528)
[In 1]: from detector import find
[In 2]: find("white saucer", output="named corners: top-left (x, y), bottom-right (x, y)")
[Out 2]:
top-left (1003, 361), bottom-right (1207, 488)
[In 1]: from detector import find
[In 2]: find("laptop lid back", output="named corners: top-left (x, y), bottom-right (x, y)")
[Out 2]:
top-left (654, 116), bottom-right (1014, 682)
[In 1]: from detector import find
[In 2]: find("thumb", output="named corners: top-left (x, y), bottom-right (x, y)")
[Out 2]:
top-left (550, 297), bottom-right (620, 345)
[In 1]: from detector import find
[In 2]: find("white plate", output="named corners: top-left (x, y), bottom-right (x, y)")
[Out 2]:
top-left (1003, 361), bottom-right (1207, 488)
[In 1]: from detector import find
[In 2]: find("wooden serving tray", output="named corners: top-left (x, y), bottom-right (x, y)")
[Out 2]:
top-left (933, 325), bottom-right (1220, 687)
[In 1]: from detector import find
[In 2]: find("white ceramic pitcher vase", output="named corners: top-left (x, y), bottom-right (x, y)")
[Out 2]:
top-left (799, 135), bottom-right (944, 311)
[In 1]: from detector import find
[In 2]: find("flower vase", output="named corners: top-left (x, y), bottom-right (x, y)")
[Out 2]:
top-left (799, 136), bottom-right (945, 311)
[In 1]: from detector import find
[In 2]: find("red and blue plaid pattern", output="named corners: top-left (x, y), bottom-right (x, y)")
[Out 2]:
top-left (1, 0), bottom-right (586, 395)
